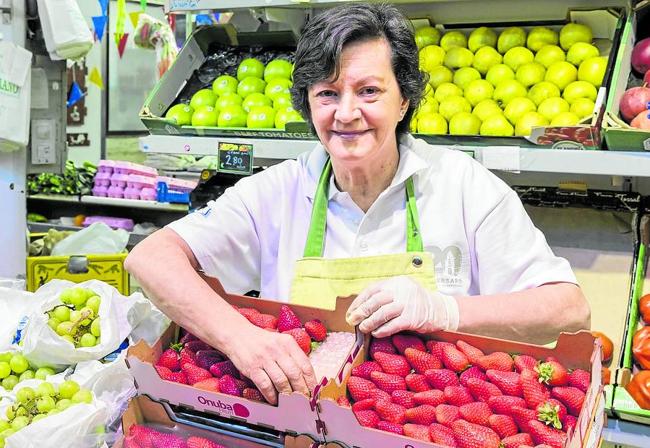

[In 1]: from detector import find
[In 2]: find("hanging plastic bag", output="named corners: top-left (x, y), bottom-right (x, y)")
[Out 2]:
top-left (35, 0), bottom-right (93, 61)
top-left (0, 41), bottom-right (32, 152)
top-left (50, 222), bottom-right (129, 256)
top-left (133, 13), bottom-right (178, 79)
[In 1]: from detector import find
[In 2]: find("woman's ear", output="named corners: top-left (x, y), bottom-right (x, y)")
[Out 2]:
top-left (400, 98), bottom-right (410, 120)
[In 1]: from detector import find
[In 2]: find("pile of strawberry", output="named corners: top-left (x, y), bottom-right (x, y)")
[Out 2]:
top-left (337, 333), bottom-right (590, 448)
top-left (123, 423), bottom-right (225, 448)
top-left (153, 305), bottom-right (327, 403)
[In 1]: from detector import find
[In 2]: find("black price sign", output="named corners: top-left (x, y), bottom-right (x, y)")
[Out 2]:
top-left (217, 142), bottom-right (253, 175)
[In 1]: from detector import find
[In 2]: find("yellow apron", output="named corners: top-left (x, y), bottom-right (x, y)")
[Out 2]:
top-left (290, 159), bottom-right (437, 310)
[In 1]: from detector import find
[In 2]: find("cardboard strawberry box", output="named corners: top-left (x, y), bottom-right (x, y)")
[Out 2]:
top-left (316, 330), bottom-right (604, 448)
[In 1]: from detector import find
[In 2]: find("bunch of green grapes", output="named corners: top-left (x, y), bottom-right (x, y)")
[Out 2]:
top-left (0, 380), bottom-right (93, 446)
top-left (46, 287), bottom-right (101, 348)
top-left (0, 353), bottom-right (56, 391)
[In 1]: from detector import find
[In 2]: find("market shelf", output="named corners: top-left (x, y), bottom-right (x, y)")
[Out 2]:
top-left (27, 222), bottom-right (148, 246)
top-left (603, 417), bottom-right (650, 448)
top-left (27, 194), bottom-right (189, 212)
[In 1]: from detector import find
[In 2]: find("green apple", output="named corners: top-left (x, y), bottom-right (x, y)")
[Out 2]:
top-left (498, 27), bottom-right (526, 54)
top-left (275, 106), bottom-right (297, 129)
top-left (424, 83), bottom-right (435, 98)
top-left (562, 81), bottom-right (597, 103)
top-left (273, 94), bottom-right (293, 110)
top-left (218, 105), bottom-right (247, 127)
top-left (528, 81), bottom-right (561, 106)
top-left (242, 92), bottom-right (272, 112)
top-left (264, 78), bottom-right (292, 102)
top-left (440, 31), bottom-right (467, 51)
top-left (480, 114), bottom-right (515, 136)
top-left (215, 92), bottom-right (243, 111)
top-left (493, 79), bottom-right (527, 106)
top-left (504, 97), bottom-right (537, 125)
top-left (545, 61), bottom-right (578, 91)
top-left (527, 27), bottom-right (559, 52)
top-left (212, 75), bottom-right (238, 96)
top-left (559, 23), bottom-right (593, 51)
top-left (429, 66), bottom-right (453, 88)
top-left (578, 56), bottom-right (607, 87)
top-left (472, 46), bottom-right (503, 75)
top-left (449, 112), bottom-right (481, 135)
top-left (417, 113), bottom-right (448, 134)
top-left (453, 67), bottom-right (481, 90)
top-left (550, 111), bottom-right (581, 126)
top-left (464, 79), bottom-right (494, 107)
top-left (434, 82), bottom-right (463, 102)
top-left (503, 47), bottom-right (534, 71)
top-left (164, 104), bottom-right (193, 126)
top-left (468, 27), bottom-right (497, 52)
top-left (516, 62), bottom-right (546, 87)
top-left (535, 45), bottom-right (566, 68)
top-left (566, 42), bottom-right (599, 66)
top-left (439, 96), bottom-right (472, 121)
top-left (237, 77), bottom-right (267, 98)
top-left (189, 89), bottom-right (217, 110)
top-left (473, 99), bottom-right (503, 121)
top-left (515, 111), bottom-right (549, 136)
top-left (410, 117), bottom-right (418, 133)
top-left (443, 47), bottom-right (473, 70)
top-left (419, 45), bottom-right (446, 72)
top-left (263, 59), bottom-right (293, 81)
top-left (570, 97), bottom-right (595, 119)
top-left (537, 97), bottom-right (570, 121)
top-left (417, 97), bottom-right (439, 116)
top-left (191, 106), bottom-right (218, 127)
top-left (415, 26), bottom-right (441, 49)
top-left (247, 106), bottom-right (276, 128)
top-left (486, 64), bottom-right (515, 87)
top-left (237, 58), bottom-right (265, 81)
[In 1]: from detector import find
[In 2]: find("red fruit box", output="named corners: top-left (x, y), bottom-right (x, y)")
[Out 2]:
top-left (316, 331), bottom-right (605, 448)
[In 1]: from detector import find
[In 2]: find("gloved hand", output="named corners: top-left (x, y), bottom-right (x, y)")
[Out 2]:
top-left (345, 276), bottom-right (460, 338)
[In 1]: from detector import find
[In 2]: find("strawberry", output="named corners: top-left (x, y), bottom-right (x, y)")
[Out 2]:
top-left (486, 369), bottom-right (522, 396)
top-left (209, 360), bottom-right (239, 379)
top-left (193, 377), bottom-right (220, 392)
top-left (427, 340), bottom-right (455, 360)
top-left (376, 420), bottom-right (404, 435)
top-left (501, 433), bottom-right (534, 448)
top-left (487, 395), bottom-right (527, 415)
top-left (521, 369), bottom-right (550, 409)
top-left (405, 347), bottom-right (442, 373)
top-left (304, 319), bottom-right (327, 342)
top-left (218, 374), bottom-right (243, 396)
top-left (195, 350), bottom-right (223, 371)
top-left (550, 386), bottom-right (585, 416)
top-left (156, 347), bottom-right (181, 371)
top-left (370, 371), bottom-right (407, 393)
top-left (351, 398), bottom-right (376, 412)
top-left (405, 404), bottom-right (437, 425)
top-left (347, 376), bottom-right (377, 401)
top-left (283, 328), bottom-right (311, 355)
top-left (179, 347), bottom-right (197, 367)
top-left (375, 399), bottom-right (408, 424)
top-left (442, 345), bottom-right (470, 372)
top-left (354, 409), bottom-right (380, 428)
top-left (391, 390), bottom-right (415, 408)
top-left (123, 436), bottom-right (143, 448)
top-left (373, 352), bottom-right (412, 377)
top-left (510, 406), bottom-right (537, 433)
top-left (456, 340), bottom-right (485, 364)
top-left (451, 419), bottom-right (501, 448)
top-left (405, 373), bottom-right (430, 392)
top-left (436, 404), bottom-right (460, 427)
top-left (528, 420), bottom-right (567, 448)
top-left (429, 423), bottom-right (457, 447)
top-left (476, 352), bottom-right (514, 372)
top-left (152, 433), bottom-right (186, 448)
top-left (466, 377), bottom-right (502, 402)
top-left (369, 388), bottom-right (392, 402)
top-left (184, 340), bottom-right (212, 353)
top-left (487, 414), bottom-right (518, 438)
top-left (413, 389), bottom-right (445, 406)
top-left (568, 369), bottom-right (590, 393)
top-left (129, 424), bottom-right (157, 448)
top-left (514, 354), bottom-right (538, 373)
top-left (369, 337), bottom-right (397, 358)
top-left (425, 368), bottom-right (460, 389)
top-left (536, 361), bottom-right (569, 386)
top-left (352, 361), bottom-right (383, 379)
top-left (187, 436), bottom-right (226, 448)
top-left (336, 395), bottom-right (351, 407)
top-left (537, 399), bottom-right (567, 430)
top-left (182, 364), bottom-right (211, 385)
top-left (459, 365), bottom-right (487, 387)
top-left (154, 365), bottom-right (188, 384)
top-left (443, 385), bottom-right (474, 406)
top-left (563, 414), bottom-right (578, 434)
top-left (403, 423), bottom-right (431, 441)
top-left (392, 333), bottom-right (426, 354)
top-left (179, 331), bottom-right (198, 344)
top-left (242, 388), bottom-right (265, 402)
top-left (238, 307), bottom-right (260, 321)
top-left (249, 313), bottom-right (278, 330)
top-left (459, 402), bottom-right (491, 426)
top-left (277, 305), bottom-right (302, 332)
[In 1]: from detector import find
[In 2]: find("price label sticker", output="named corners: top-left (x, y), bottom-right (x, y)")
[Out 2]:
top-left (217, 142), bottom-right (253, 175)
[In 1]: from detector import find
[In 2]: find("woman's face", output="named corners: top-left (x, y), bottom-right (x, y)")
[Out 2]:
top-left (307, 38), bottom-right (408, 165)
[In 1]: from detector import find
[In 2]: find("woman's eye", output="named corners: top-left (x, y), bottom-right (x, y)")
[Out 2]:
top-left (361, 87), bottom-right (379, 95)
top-left (316, 90), bottom-right (337, 98)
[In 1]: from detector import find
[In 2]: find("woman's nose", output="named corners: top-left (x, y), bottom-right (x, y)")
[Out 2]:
top-left (334, 93), bottom-right (362, 123)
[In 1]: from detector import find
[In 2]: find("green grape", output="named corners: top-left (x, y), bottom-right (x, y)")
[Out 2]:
top-left (61, 335), bottom-right (74, 345)
top-left (10, 416), bottom-right (29, 431)
top-left (31, 414), bottom-right (47, 423)
top-left (9, 355), bottom-right (28, 374)
top-left (94, 424), bottom-right (105, 435)
top-left (36, 382), bottom-right (56, 397)
top-left (34, 367), bottom-right (55, 381)
top-left (85, 296), bottom-right (101, 315)
top-left (14, 407), bottom-right (28, 418)
top-left (35, 396), bottom-right (55, 413)
top-left (0, 429), bottom-right (15, 442)
top-left (47, 408), bottom-right (60, 416)
top-left (0, 363), bottom-right (10, 379)
top-left (71, 389), bottom-right (92, 404)
top-left (18, 370), bottom-right (34, 382)
top-left (0, 437), bottom-right (5, 448)
top-left (55, 321), bottom-right (74, 337)
top-left (55, 399), bottom-right (71, 411)
top-left (83, 289), bottom-right (97, 300)
top-left (90, 319), bottom-right (100, 337)
top-left (2, 376), bottom-right (18, 391)
top-left (69, 288), bottom-right (87, 308)
top-left (58, 380), bottom-right (79, 399)
top-left (0, 354), bottom-right (10, 363)
top-left (0, 421), bottom-right (9, 432)
top-left (69, 310), bottom-right (82, 325)
top-left (47, 317), bottom-right (61, 331)
top-left (95, 337), bottom-right (100, 345)
top-left (51, 306), bottom-right (71, 322)
top-left (78, 307), bottom-right (94, 326)
top-left (4, 408), bottom-right (13, 421)
top-left (16, 387), bottom-right (35, 404)
top-left (79, 333), bottom-right (96, 348)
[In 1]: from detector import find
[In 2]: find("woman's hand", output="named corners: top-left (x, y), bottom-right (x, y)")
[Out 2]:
top-left (223, 324), bottom-right (318, 405)
top-left (346, 276), bottom-right (459, 337)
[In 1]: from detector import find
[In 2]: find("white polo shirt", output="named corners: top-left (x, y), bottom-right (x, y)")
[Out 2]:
top-left (168, 134), bottom-right (576, 301)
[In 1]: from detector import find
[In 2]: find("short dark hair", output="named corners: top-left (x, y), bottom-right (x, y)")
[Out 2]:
top-left (291, 3), bottom-right (427, 137)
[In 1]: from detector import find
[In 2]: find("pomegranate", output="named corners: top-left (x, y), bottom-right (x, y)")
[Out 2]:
top-left (631, 108), bottom-right (650, 130)
top-left (632, 37), bottom-right (650, 75)
top-left (619, 86), bottom-right (650, 122)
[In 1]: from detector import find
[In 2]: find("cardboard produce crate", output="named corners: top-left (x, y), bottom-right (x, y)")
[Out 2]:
top-left (603, 3), bottom-right (650, 151)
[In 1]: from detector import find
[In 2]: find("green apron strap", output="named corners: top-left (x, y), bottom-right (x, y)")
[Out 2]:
top-left (303, 158), bottom-right (424, 257)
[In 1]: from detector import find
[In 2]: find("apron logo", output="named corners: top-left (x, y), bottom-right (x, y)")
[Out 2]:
top-left (429, 245), bottom-right (462, 276)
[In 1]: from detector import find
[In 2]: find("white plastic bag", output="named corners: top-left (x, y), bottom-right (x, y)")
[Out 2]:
top-left (0, 41), bottom-right (32, 152)
top-left (0, 288), bottom-right (44, 350)
top-left (20, 279), bottom-right (155, 370)
top-left (51, 222), bottom-right (129, 256)
top-left (36, 0), bottom-right (93, 61)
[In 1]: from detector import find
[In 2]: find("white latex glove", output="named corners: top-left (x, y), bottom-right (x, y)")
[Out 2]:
top-left (345, 276), bottom-right (460, 338)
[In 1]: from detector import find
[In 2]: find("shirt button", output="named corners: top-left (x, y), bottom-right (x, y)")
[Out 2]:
top-left (359, 241), bottom-right (368, 251)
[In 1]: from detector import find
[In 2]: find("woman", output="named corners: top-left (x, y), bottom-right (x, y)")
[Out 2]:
top-left (125, 3), bottom-right (590, 405)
